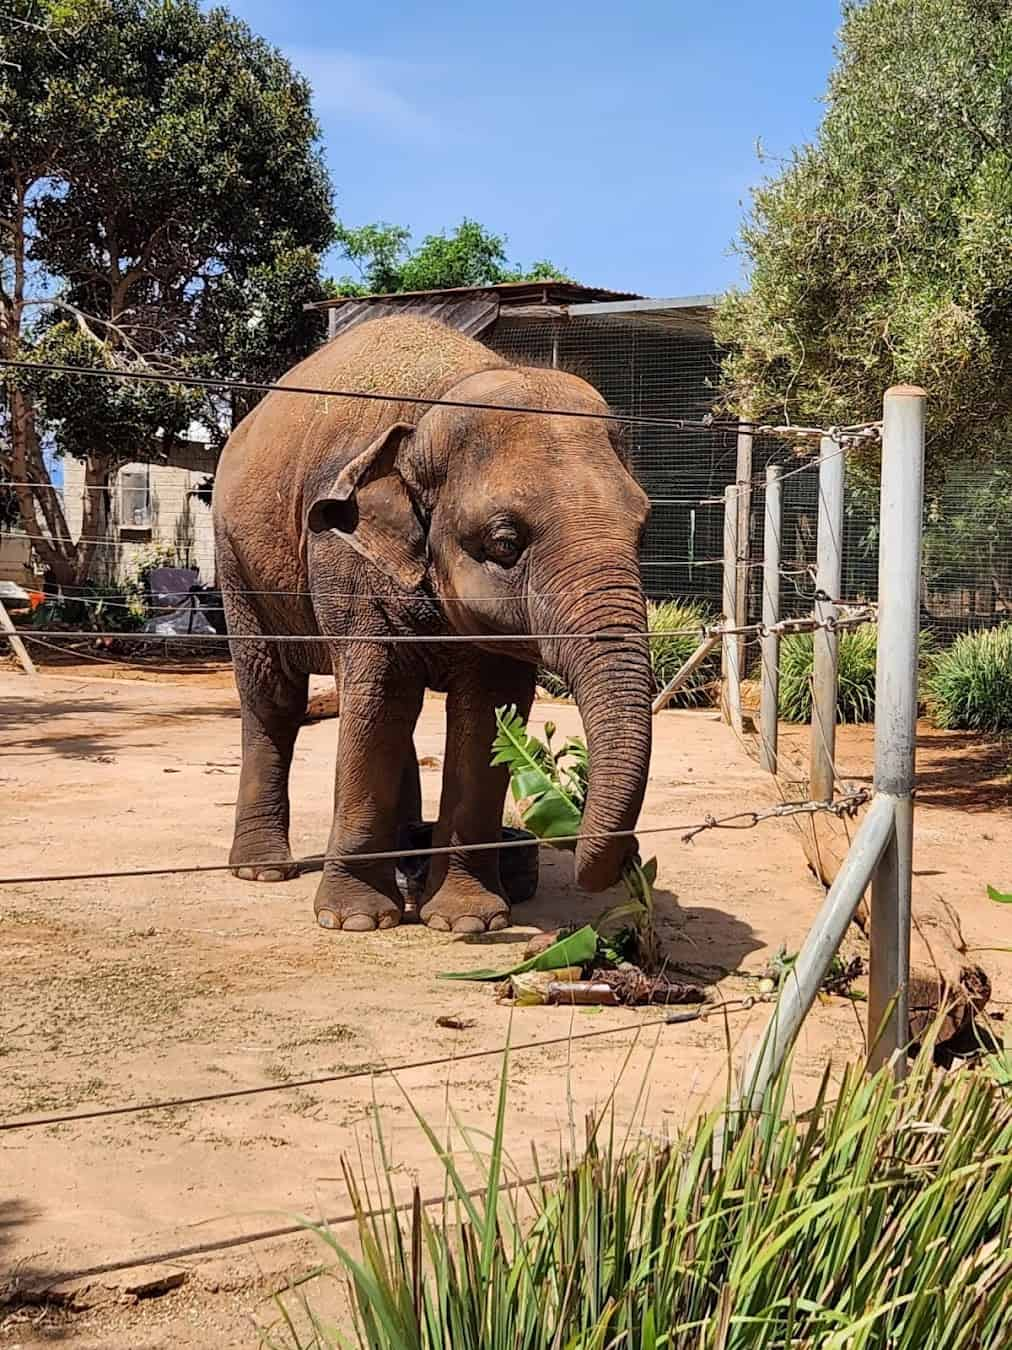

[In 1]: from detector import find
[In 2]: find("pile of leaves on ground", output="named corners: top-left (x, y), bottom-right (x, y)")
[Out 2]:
top-left (267, 1027), bottom-right (1012, 1349)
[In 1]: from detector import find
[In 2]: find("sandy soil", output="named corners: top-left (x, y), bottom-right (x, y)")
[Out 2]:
top-left (1, 668), bottom-right (1008, 1346)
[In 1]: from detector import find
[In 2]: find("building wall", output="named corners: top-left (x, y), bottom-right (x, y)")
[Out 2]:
top-left (0, 531), bottom-right (37, 587)
top-left (61, 460), bottom-right (216, 586)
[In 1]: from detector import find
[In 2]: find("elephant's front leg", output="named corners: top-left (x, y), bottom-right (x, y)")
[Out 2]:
top-left (314, 657), bottom-right (424, 933)
top-left (421, 656), bottom-right (535, 934)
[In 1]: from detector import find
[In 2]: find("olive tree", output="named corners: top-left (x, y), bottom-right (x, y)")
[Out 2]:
top-left (716, 0), bottom-right (1012, 479)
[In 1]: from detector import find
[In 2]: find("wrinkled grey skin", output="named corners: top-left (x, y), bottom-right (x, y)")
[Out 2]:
top-left (213, 315), bottom-right (652, 934)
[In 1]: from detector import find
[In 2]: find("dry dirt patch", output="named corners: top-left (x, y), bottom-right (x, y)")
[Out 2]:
top-left (8, 670), bottom-right (993, 1345)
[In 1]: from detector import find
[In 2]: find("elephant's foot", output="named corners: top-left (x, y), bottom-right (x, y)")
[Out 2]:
top-left (420, 884), bottom-right (511, 934)
top-left (314, 870), bottom-right (402, 933)
top-left (229, 836), bottom-right (298, 884)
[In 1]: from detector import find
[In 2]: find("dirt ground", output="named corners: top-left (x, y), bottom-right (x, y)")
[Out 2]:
top-left (1, 663), bottom-right (1010, 1347)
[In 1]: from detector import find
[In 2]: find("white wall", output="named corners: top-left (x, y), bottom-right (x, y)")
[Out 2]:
top-left (61, 459), bottom-right (216, 585)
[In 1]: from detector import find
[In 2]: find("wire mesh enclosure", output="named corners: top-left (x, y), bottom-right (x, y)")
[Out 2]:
top-left (487, 314), bottom-right (732, 608)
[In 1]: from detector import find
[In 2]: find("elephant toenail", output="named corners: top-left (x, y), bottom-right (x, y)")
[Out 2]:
top-left (316, 909), bottom-right (339, 929)
top-left (342, 913), bottom-right (379, 932)
top-left (259, 868), bottom-right (286, 882)
top-left (426, 914), bottom-right (451, 931)
top-left (488, 914), bottom-right (510, 932)
top-left (236, 867), bottom-right (255, 881)
top-left (377, 912), bottom-right (401, 929)
top-left (451, 916), bottom-right (486, 935)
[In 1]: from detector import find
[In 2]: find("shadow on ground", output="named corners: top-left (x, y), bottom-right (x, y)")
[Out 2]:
top-left (0, 1198), bottom-right (76, 1340)
top-left (455, 852), bottom-right (762, 983)
top-left (0, 691), bottom-right (238, 761)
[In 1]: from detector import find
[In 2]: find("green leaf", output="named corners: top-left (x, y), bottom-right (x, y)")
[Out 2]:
top-left (987, 885), bottom-right (1012, 904)
top-left (440, 924), bottom-right (598, 982)
top-left (521, 790), bottom-right (583, 842)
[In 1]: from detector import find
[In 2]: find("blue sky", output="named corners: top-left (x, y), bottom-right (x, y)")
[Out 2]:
top-left (233, 1), bottom-right (842, 298)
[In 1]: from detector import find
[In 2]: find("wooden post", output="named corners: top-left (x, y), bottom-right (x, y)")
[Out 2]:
top-left (652, 633), bottom-right (720, 715)
top-left (0, 601), bottom-right (38, 676)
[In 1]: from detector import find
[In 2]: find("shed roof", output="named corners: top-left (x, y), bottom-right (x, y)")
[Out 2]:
top-left (304, 282), bottom-right (716, 343)
top-left (306, 279), bottom-right (642, 310)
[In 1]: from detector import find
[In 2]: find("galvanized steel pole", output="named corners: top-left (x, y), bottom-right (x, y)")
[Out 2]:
top-left (721, 484), bottom-right (744, 734)
top-left (809, 434), bottom-right (845, 802)
top-left (740, 793), bottom-right (896, 1114)
top-left (867, 386), bottom-right (926, 1076)
top-left (735, 422), bottom-right (754, 681)
top-left (759, 463), bottom-right (782, 773)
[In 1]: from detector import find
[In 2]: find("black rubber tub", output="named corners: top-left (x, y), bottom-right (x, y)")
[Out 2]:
top-left (395, 821), bottom-right (539, 905)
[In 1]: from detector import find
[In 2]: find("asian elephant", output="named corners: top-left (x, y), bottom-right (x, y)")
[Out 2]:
top-left (212, 315), bottom-right (652, 934)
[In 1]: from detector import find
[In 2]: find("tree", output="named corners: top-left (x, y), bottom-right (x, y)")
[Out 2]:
top-left (0, 0), bottom-right (333, 585)
top-left (715, 0), bottom-right (1012, 479)
top-left (333, 218), bottom-right (569, 295)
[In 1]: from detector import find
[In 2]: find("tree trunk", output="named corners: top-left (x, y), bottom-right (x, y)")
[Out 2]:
top-left (9, 388), bottom-right (80, 588)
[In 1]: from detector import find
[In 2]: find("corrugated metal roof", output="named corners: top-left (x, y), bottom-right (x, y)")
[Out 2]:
top-left (326, 295), bottom-right (500, 341)
top-left (308, 279), bottom-right (642, 312)
top-left (567, 296), bottom-right (716, 336)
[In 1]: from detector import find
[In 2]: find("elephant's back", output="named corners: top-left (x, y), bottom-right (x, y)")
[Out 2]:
top-left (216, 316), bottom-right (507, 524)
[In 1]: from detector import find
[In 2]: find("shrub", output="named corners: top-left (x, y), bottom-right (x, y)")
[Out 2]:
top-left (777, 623), bottom-right (936, 725)
top-left (927, 624), bottom-right (1012, 731)
top-left (271, 1040), bottom-right (1012, 1349)
top-left (538, 599), bottom-right (716, 707)
top-left (29, 585), bottom-right (145, 633)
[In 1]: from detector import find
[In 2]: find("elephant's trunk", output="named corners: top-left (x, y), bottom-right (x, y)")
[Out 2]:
top-left (539, 562), bottom-right (653, 892)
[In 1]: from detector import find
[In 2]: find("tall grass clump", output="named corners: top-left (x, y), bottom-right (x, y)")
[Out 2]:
top-left (538, 599), bottom-right (717, 706)
top-left (927, 624), bottom-right (1012, 731)
top-left (778, 623), bottom-right (937, 725)
top-left (268, 1042), bottom-right (1012, 1349)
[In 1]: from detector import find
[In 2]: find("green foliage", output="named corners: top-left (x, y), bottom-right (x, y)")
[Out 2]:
top-left (778, 623), bottom-right (879, 725)
top-left (715, 0), bottom-right (1012, 479)
top-left (270, 1040), bottom-right (1012, 1349)
top-left (440, 923), bottom-right (599, 984)
top-left (1, 0), bottom-right (332, 581)
top-left (540, 600), bottom-right (717, 705)
top-left (30, 585), bottom-right (144, 633)
top-left (646, 599), bottom-right (718, 704)
top-left (491, 708), bottom-right (586, 844)
top-left (332, 218), bottom-right (570, 295)
top-left (487, 708), bottom-right (659, 967)
top-left (926, 625), bottom-right (1012, 731)
top-left (777, 623), bottom-right (936, 725)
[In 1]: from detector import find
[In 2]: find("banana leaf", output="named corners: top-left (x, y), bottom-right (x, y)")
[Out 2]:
top-left (490, 706), bottom-right (584, 844)
top-left (439, 923), bottom-right (598, 982)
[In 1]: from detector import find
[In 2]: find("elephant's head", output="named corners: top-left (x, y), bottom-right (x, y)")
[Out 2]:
top-left (307, 367), bottom-right (652, 891)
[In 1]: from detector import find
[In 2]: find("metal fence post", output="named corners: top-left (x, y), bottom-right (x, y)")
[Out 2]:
top-left (721, 484), bottom-right (744, 734)
top-left (809, 434), bottom-right (845, 802)
top-left (867, 386), bottom-right (925, 1076)
top-left (735, 422), bottom-right (754, 682)
top-left (759, 464), bottom-right (782, 773)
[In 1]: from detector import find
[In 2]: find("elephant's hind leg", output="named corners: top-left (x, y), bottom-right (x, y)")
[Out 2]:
top-left (224, 584), bottom-right (308, 883)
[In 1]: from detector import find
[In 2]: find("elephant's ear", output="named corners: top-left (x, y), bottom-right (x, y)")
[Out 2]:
top-left (306, 422), bottom-right (426, 590)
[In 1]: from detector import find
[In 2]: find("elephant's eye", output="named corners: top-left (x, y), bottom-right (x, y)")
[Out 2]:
top-left (485, 532), bottom-right (523, 568)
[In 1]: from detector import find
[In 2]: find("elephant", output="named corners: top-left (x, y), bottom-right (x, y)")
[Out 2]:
top-left (212, 314), bottom-right (653, 934)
